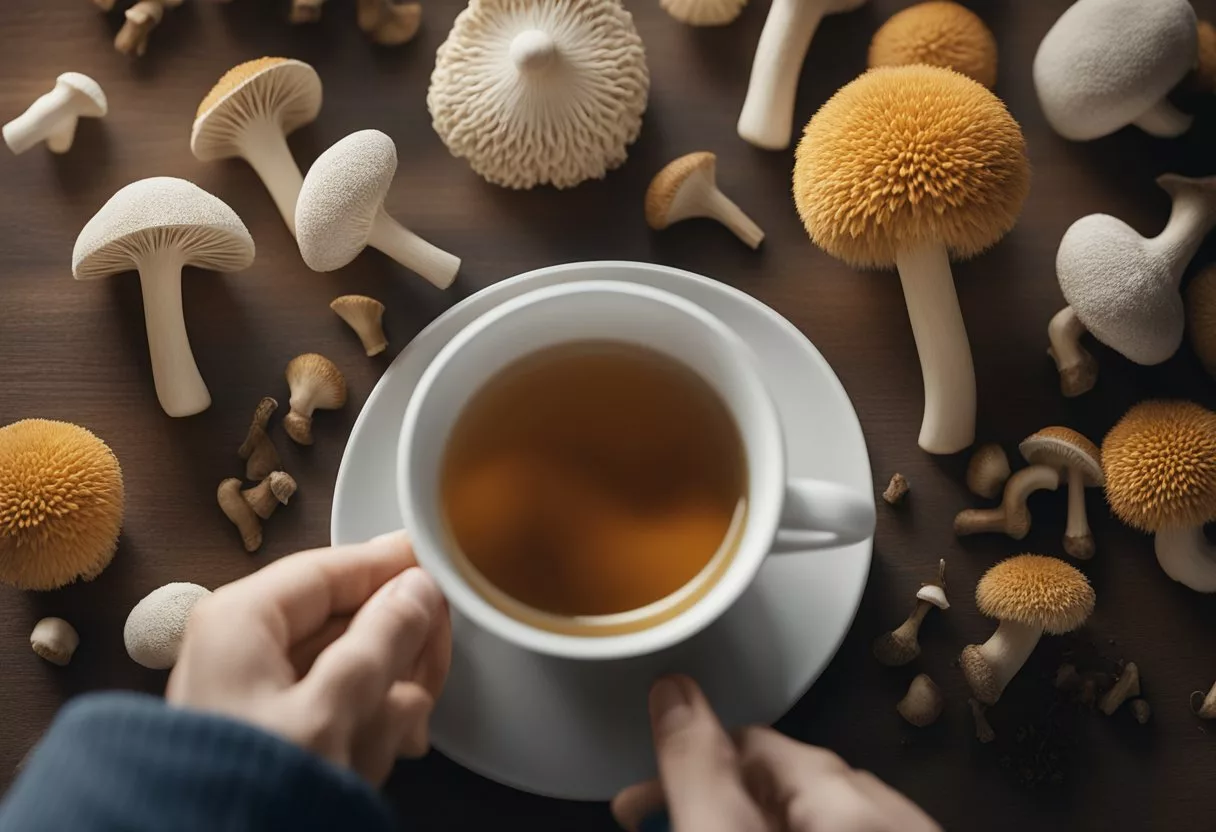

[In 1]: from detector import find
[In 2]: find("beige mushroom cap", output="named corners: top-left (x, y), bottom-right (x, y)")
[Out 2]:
top-left (976, 554), bottom-right (1094, 634)
top-left (56, 72), bottom-right (108, 118)
top-left (660, 0), bottom-right (747, 26)
top-left (645, 152), bottom-right (716, 229)
top-left (1020, 427), bottom-right (1103, 487)
top-left (124, 582), bottom-right (211, 669)
top-left (191, 58), bottom-right (322, 161)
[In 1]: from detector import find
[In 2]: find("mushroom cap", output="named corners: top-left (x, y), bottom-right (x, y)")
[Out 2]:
top-left (660, 0), bottom-right (746, 26)
top-left (0, 420), bottom-right (124, 590)
top-left (56, 72), bottom-right (108, 118)
top-left (916, 583), bottom-right (949, 609)
top-left (428, 0), bottom-right (650, 190)
top-left (976, 555), bottom-right (1094, 634)
top-left (123, 582), bottom-right (211, 670)
top-left (793, 65), bottom-right (1029, 269)
top-left (72, 177), bottom-right (255, 280)
top-left (1020, 427), bottom-right (1103, 487)
top-left (286, 353), bottom-right (348, 409)
top-left (191, 58), bottom-right (322, 162)
top-left (1033, 0), bottom-right (1197, 141)
top-left (645, 152), bottom-right (716, 229)
top-left (868, 2), bottom-right (998, 89)
top-left (1102, 400), bottom-right (1216, 532)
top-left (296, 129), bottom-right (395, 272)
top-left (330, 294), bottom-right (385, 320)
top-left (1186, 265), bottom-right (1216, 379)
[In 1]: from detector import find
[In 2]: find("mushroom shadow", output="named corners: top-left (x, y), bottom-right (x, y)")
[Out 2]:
top-left (49, 119), bottom-right (113, 195)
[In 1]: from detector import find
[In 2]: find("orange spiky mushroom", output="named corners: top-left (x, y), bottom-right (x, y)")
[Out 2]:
top-left (868, 1), bottom-right (998, 88)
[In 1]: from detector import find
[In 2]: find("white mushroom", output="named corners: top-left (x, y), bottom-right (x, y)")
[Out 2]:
top-left (1034, 0), bottom-right (1198, 141)
top-left (72, 178), bottom-right (255, 417)
top-left (1019, 428), bottom-right (1104, 559)
top-left (736, 0), bottom-right (868, 150)
top-left (330, 295), bottom-right (388, 356)
top-left (3, 73), bottom-right (107, 155)
top-left (124, 582), bottom-right (211, 669)
top-left (645, 152), bottom-right (764, 248)
top-left (954, 465), bottom-right (1060, 539)
top-left (30, 618), bottom-right (79, 666)
top-left (295, 130), bottom-right (460, 288)
top-left (1051, 174), bottom-right (1216, 395)
top-left (661, 0), bottom-right (747, 26)
top-left (192, 58), bottom-right (323, 235)
top-left (428, 0), bottom-right (649, 190)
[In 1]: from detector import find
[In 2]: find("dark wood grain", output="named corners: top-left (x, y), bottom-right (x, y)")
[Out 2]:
top-left (3, 1), bottom-right (1216, 829)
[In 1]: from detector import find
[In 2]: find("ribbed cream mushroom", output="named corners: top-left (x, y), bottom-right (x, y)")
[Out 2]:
top-left (113, 0), bottom-right (183, 57)
top-left (72, 177), bottom-right (256, 417)
top-left (3, 73), bottom-right (107, 155)
top-left (30, 618), bottom-right (79, 666)
top-left (330, 295), bottom-right (388, 356)
top-left (1186, 265), bottom-right (1216, 380)
top-left (428, 0), bottom-right (649, 190)
top-left (123, 582), bottom-right (211, 669)
top-left (660, 0), bottom-right (747, 26)
top-left (284, 354), bottom-right (347, 445)
top-left (356, 0), bottom-right (421, 45)
top-left (192, 58), bottom-right (322, 235)
top-left (645, 152), bottom-right (764, 248)
top-left (295, 130), bottom-right (460, 288)
top-left (1020, 427), bottom-right (1103, 559)
top-left (868, 2), bottom-right (997, 88)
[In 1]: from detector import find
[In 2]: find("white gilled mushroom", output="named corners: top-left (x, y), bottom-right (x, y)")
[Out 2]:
top-left (1034, 0), bottom-right (1199, 141)
top-left (30, 618), bottom-right (79, 666)
top-left (661, 0), bottom-right (747, 27)
top-left (645, 153), bottom-right (764, 249)
top-left (124, 582), bottom-right (211, 669)
top-left (428, 0), bottom-right (649, 190)
top-left (954, 465), bottom-right (1059, 539)
top-left (1051, 175), bottom-right (1216, 396)
top-left (3, 73), bottom-right (107, 156)
top-left (897, 674), bottom-right (945, 727)
top-left (966, 443), bottom-right (1011, 500)
top-left (736, 0), bottom-right (868, 150)
top-left (284, 353), bottom-right (347, 445)
top-left (1019, 428), bottom-right (1103, 559)
top-left (295, 130), bottom-right (460, 288)
top-left (192, 58), bottom-right (323, 235)
top-left (330, 295), bottom-right (388, 356)
top-left (872, 559), bottom-right (948, 666)
top-left (356, 0), bottom-right (422, 45)
top-left (114, 0), bottom-right (183, 57)
top-left (72, 178), bottom-right (256, 417)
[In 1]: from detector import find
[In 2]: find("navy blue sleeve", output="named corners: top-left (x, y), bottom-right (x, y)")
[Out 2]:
top-left (0, 692), bottom-right (396, 832)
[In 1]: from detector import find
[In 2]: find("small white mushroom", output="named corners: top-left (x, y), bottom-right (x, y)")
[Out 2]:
top-left (966, 443), bottom-right (1010, 500)
top-left (296, 130), bottom-right (460, 289)
top-left (954, 465), bottom-right (1060, 539)
top-left (645, 153), bottom-right (764, 249)
top-left (661, 0), bottom-right (747, 26)
top-left (114, 0), bottom-right (184, 57)
top-left (30, 618), bottom-right (79, 666)
top-left (356, 0), bottom-right (422, 45)
top-left (1099, 662), bottom-right (1141, 715)
top-left (284, 354), bottom-right (347, 445)
top-left (897, 674), bottom-right (945, 727)
top-left (124, 582), bottom-right (211, 669)
top-left (1019, 428), bottom-right (1103, 559)
top-left (3, 73), bottom-right (107, 155)
top-left (72, 178), bottom-right (256, 417)
top-left (238, 397), bottom-right (281, 481)
top-left (330, 295), bottom-right (388, 356)
top-left (872, 560), bottom-right (947, 666)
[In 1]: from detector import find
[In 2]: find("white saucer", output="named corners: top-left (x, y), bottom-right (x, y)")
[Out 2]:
top-left (331, 261), bottom-right (874, 802)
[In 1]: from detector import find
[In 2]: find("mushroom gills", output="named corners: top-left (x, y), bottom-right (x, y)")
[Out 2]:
top-left (1155, 526), bottom-right (1216, 592)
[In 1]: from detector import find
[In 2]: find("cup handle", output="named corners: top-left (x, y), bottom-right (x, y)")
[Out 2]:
top-left (770, 478), bottom-right (876, 554)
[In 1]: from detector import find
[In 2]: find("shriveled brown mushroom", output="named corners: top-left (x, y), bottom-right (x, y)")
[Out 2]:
top-left (357, 0), bottom-right (422, 45)
top-left (1191, 681), bottom-right (1216, 718)
top-left (330, 295), bottom-right (388, 357)
top-left (645, 153), bottom-right (765, 249)
top-left (897, 674), bottom-right (945, 727)
top-left (872, 559), bottom-right (947, 666)
top-left (969, 698), bottom-right (995, 743)
top-left (30, 617), bottom-right (79, 666)
top-left (238, 397), bottom-right (281, 481)
top-left (218, 478), bottom-right (262, 552)
top-left (284, 354), bottom-right (347, 445)
top-left (1099, 662), bottom-right (1141, 715)
top-left (966, 443), bottom-right (1010, 500)
top-left (242, 472), bottom-right (298, 520)
top-left (882, 473), bottom-right (910, 505)
top-left (113, 0), bottom-right (183, 57)
top-left (954, 465), bottom-right (1059, 539)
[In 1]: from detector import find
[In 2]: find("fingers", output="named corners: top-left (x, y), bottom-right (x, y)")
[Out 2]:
top-left (289, 616), bottom-right (351, 678)
top-left (350, 682), bottom-right (435, 785)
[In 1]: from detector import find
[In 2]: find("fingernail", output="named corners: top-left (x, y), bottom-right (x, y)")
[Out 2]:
top-left (394, 567), bottom-right (441, 611)
top-left (649, 677), bottom-right (689, 719)
top-left (638, 810), bottom-right (670, 832)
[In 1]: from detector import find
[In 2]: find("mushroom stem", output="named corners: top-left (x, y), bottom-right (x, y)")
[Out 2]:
top-left (136, 248), bottom-right (210, 417)
top-left (115, 1), bottom-right (167, 57)
top-left (895, 242), bottom-right (975, 454)
top-left (1152, 175), bottom-right (1216, 276)
top-left (2, 85), bottom-right (75, 155)
top-left (240, 118), bottom-right (306, 235)
top-left (510, 29), bottom-right (558, 74)
top-left (1192, 682), bottom-right (1216, 718)
top-left (964, 619), bottom-right (1042, 705)
top-left (1064, 466), bottom-right (1095, 559)
top-left (1132, 98), bottom-right (1193, 139)
top-left (1047, 306), bottom-right (1098, 397)
top-left (367, 210), bottom-right (460, 289)
top-left (737, 0), bottom-right (827, 149)
top-left (954, 465), bottom-right (1060, 539)
top-left (704, 188), bottom-right (765, 250)
top-left (1154, 526), bottom-right (1216, 592)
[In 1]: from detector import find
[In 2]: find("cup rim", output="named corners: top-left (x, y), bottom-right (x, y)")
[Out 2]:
top-left (397, 280), bottom-right (786, 661)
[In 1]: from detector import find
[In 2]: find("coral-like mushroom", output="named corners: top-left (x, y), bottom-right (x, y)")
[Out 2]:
top-left (1102, 400), bottom-right (1216, 592)
top-left (3, 73), bottom-right (107, 155)
top-left (1051, 175), bottom-right (1216, 396)
top-left (794, 66), bottom-right (1029, 454)
top-left (30, 618), bottom-right (79, 666)
top-left (242, 471), bottom-right (297, 520)
top-left (1034, 0), bottom-right (1199, 140)
top-left (295, 130), bottom-right (460, 288)
top-left (356, 0), bottom-right (421, 45)
top-left (737, 0), bottom-right (867, 149)
top-left (966, 443), bottom-right (1010, 500)
top-left (645, 152), bottom-right (764, 249)
top-left (954, 465), bottom-right (1059, 539)
top-left (661, 0), bottom-right (746, 27)
top-left (897, 674), bottom-right (945, 727)
top-left (114, 0), bottom-right (183, 57)
top-left (962, 555), bottom-right (1095, 705)
top-left (868, 2), bottom-right (997, 88)
top-left (1099, 662), bottom-right (1141, 715)
top-left (284, 354), bottom-right (347, 445)
top-left (1186, 265), bottom-right (1216, 380)
top-left (428, 0), bottom-right (649, 190)
top-left (124, 582), bottom-right (211, 669)
top-left (330, 295), bottom-right (388, 357)
top-left (238, 397), bottom-right (281, 482)
top-left (192, 58), bottom-right (322, 235)
top-left (1020, 427), bottom-right (1103, 559)
top-left (872, 559), bottom-right (947, 667)
top-left (0, 420), bottom-right (124, 590)
top-left (73, 178), bottom-right (255, 417)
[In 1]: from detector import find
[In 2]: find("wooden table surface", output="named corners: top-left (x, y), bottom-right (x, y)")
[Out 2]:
top-left (3, 1), bottom-right (1216, 829)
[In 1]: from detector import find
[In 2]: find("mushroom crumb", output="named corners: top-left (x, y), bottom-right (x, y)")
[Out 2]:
top-left (882, 473), bottom-right (910, 506)
top-left (30, 618), bottom-right (79, 666)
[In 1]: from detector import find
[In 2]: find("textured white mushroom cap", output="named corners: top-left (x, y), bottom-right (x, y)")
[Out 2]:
top-left (1033, 0), bottom-right (1197, 141)
top-left (123, 582), bottom-right (211, 670)
top-left (916, 584), bottom-right (950, 610)
top-left (191, 58), bottom-right (322, 162)
top-left (72, 177), bottom-right (255, 280)
top-left (296, 129), bottom-right (396, 272)
top-left (57, 72), bottom-right (108, 118)
top-left (428, 0), bottom-right (650, 190)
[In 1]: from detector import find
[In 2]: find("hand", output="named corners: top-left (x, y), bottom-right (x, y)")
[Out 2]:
top-left (613, 676), bottom-right (940, 832)
top-left (166, 531), bottom-right (452, 786)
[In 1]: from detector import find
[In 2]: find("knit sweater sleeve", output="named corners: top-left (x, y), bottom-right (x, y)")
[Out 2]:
top-left (0, 692), bottom-right (396, 832)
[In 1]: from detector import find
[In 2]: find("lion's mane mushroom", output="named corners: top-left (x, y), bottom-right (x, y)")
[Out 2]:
top-left (868, 2), bottom-right (997, 88)
top-left (192, 58), bottom-right (322, 235)
top-left (428, 0), bottom-right (649, 190)
top-left (124, 582), bottom-right (211, 669)
top-left (295, 130), bottom-right (460, 288)
top-left (113, 0), bottom-right (183, 57)
top-left (962, 554), bottom-right (1095, 705)
top-left (737, 0), bottom-right (868, 150)
top-left (794, 66), bottom-right (1030, 454)
top-left (1103, 400), bottom-right (1216, 592)
top-left (661, 0), bottom-right (746, 26)
top-left (1035, 0), bottom-right (1199, 141)
top-left (873, 559), bottom-right (948, 666)
top-left (72, 177), bottom-right (255, 417)
top-left (967, 443), bottom-right (1011, 500)
top-left (645, 152), bottom-right (764, 248)
top-left (356, 0), bottom-right (421, 45)
top-left (331, 295), bottom-right (388, 357)
top-left (0, 420), bottom-right (124, 590)
top-left (284, 354), bottom-right (347, 445)
top-left (897, 674), bottom-right (945, 727)
top-left (955, 463), bottom-right (1059, 540)
top-left (238, 397), bottom-right (281, 482)
top-left (1186, 265), bottom-right (1216, 380)
top-left (3, 73), bottom-right (107, 156)
top-left (1051, 175), bottom-right (1216, 396)
top-left (30, 618), bottom-right (79, 666)
top-left (1020, 428), bottom-right (1103, 559)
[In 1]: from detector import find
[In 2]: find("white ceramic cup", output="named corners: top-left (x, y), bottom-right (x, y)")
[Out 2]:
top-left (398, 281), bottom-right (876, 661)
